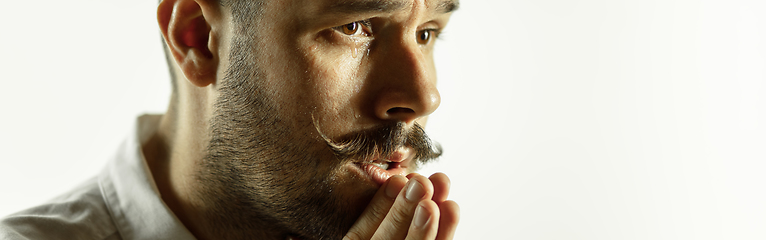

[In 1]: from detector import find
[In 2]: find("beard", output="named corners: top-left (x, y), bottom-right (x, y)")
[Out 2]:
top-left (192, 3), bottom-right (441, 239)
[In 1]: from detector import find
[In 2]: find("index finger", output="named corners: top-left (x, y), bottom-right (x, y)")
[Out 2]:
top-left (344, 175), bottom-right (408, 240)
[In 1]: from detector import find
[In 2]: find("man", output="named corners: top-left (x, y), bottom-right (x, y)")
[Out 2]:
top-left (0, 0), bottom-right (459, 239)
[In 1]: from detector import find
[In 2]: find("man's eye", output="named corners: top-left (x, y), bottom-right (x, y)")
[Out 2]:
top-left (334, 20), bottom-right (371, 36)
top-left (341, 22), bottom-right (360, 35)
top-left (416, 29), bottom-right (439, 45)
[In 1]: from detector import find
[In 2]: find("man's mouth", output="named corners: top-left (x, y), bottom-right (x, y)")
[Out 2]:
top-left (350, 147), bottom-right (413, 185)
top-left (369, 160), bottom-right (392, 170)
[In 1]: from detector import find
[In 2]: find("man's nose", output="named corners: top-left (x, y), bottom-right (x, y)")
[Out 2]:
top-left (370, 39), bottom-right (441, 124)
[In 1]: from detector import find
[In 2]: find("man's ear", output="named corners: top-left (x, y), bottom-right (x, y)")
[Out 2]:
top-left (158, 0), bottom-right (219, 87)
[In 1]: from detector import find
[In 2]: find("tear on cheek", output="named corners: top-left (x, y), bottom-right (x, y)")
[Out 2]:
top-left (350, 40), bottom-right (371, 59)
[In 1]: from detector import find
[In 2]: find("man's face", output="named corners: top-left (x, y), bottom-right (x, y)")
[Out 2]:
top-left (198, 0), bottom-right (456, 239)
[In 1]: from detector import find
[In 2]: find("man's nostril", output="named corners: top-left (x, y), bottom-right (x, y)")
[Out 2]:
top-left (386, 107), bottom-right (415, 115)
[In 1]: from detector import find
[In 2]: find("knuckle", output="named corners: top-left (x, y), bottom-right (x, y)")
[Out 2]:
top-left (367, 200), bottom-right (390, 221)
top-left (387, 204), bottom-right (414, 227)
top-left (343, 231), bottom-right (362, 240)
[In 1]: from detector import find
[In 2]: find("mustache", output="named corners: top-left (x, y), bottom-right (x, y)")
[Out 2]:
top-left (314, 120), bottom-right (443, 167)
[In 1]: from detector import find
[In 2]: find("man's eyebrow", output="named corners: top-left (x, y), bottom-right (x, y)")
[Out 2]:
top-left (327, 0), bottom-right (409, 14)
top-left (436, 0), bottom-right (460, 14)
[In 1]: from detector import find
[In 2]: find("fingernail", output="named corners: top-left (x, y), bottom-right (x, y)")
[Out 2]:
top-left (385, 176), bottom-right (401, 199)
top-left (413, 203), bottom-right (431, 228)
top-left (405, 179), bottom-right (425, 201)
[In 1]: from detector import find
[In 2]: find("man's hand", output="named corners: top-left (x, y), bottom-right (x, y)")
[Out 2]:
top-left (344, 173), bottom-right (460, 240)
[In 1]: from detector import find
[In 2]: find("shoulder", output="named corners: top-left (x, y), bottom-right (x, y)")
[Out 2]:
top-left (0, 177), bottom-right (120, 240)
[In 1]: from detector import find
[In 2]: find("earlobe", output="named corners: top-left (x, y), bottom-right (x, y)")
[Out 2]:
top-left (158, 0), bottom-right (218, 87)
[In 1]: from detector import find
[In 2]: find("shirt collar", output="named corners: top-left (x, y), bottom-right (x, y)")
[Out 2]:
top-left (99, 114), bottom-right (197, 240)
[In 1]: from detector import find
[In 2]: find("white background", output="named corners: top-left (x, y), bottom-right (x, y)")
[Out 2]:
top-left (1, 0), bottom-right (765, 239)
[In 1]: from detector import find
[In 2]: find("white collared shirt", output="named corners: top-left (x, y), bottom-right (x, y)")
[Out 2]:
top-left (0, 115), bottom-right (196, 240)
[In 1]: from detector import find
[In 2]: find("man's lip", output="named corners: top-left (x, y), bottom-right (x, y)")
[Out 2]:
top-left (383, 147), bottom-right (413, 163)
top-left (351, 162), bottom-right (407, 186)
top-left (350, 147), bottom-right (414, 185)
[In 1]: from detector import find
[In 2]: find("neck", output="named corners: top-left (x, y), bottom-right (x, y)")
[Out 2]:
top-left (142, 86), bottom-right (289, 240)
top-left (143, 87), bottom-right (211, 238)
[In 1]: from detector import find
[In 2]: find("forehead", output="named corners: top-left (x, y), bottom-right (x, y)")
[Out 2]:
top-left (323, 0), bottom-right (459, 14)
top-left (287, 0), bottom-right (460, 18)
